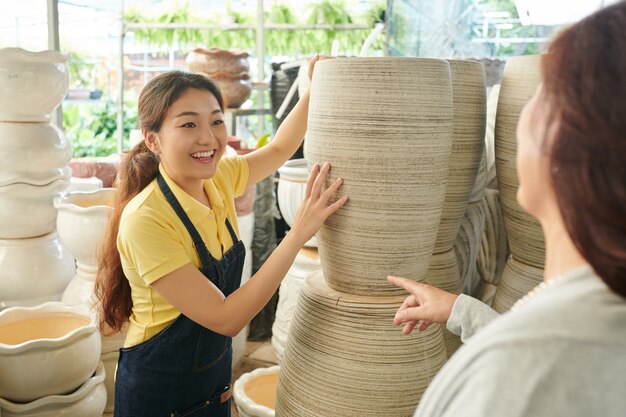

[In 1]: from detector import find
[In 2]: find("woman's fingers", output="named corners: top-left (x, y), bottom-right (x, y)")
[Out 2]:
top-left (304, 163), bottom-right (319, 199)
top-left (402, 320), bottom-right (419, 335)
top-left (311, 162), bottom-right (330, 199)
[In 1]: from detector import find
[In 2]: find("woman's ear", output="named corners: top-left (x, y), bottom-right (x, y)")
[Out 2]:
top-left (143, 130), bottom-right (160, 154)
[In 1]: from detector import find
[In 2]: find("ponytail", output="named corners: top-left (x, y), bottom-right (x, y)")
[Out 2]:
top-left (95, 141), bottom-right (159, 334)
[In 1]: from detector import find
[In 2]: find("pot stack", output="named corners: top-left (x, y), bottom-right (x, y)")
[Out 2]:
top-left (0, 48), bottom-right (75, 309)
top-left (276, 58), bottom-right (453, 416)
top-left (492, 55), bottom-right (545, 312)
top-left (186, 47), bottom-right (252, 108)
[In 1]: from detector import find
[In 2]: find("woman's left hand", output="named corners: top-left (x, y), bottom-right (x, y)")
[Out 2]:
top-left (308, 54), bottom-right (333, 81)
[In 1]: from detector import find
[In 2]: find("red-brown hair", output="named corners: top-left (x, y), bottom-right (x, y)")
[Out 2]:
top-left (95, 71), bottom-right (224, 334)
top-left (541, 2), bottom-right (626, 297)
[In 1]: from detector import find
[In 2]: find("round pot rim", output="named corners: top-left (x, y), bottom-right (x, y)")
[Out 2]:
top-left (234, 364), bottom-right (279, 415)
top-left (0, 47), bottom-right (68, 64)
top-left (54, 187), bottom-right (116, 213)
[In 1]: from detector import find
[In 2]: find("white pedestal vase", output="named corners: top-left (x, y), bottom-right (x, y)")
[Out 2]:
top-left (232, 211), bottom-right (255, 367)
top-left (277, 159), bottom-right (316, 247)
top-left (271, 247), bottom-right (321, 358)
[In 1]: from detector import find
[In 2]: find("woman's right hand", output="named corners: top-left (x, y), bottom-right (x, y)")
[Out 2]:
top-left (387, 276), bottom-right (458, 335)
top-left (289, 162), bottom-right (348, 246)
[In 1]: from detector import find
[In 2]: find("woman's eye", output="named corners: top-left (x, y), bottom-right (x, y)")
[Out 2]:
top-left (181, 122), bottom-right (196, 128)
top-left (212, 119), bottom-right (224, 127)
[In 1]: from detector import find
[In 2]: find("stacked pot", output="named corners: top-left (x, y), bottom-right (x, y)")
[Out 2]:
top-left (276, 58), bottom-right (454, 416)
top-left (492, 55), bottom-right (545, 313)
top-left (0, 48), bottom-right (75, 309)
top-left (186, 47), bottom-right (252, 108)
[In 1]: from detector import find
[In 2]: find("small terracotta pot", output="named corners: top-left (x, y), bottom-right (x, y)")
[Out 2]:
top-left (186, 47), bottom-right (250, 74)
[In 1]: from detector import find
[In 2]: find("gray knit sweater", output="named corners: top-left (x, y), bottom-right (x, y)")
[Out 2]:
top-left (415, 265), bottom-right (626, 417)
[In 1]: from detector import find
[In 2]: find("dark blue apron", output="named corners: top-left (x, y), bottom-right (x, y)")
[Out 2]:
top-left (114, 172), bottom-right (245, 417)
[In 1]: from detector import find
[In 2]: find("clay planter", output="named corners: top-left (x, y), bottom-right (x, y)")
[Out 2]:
top-left (0, 232), bottom-right (75, 309)
top-left (304, 57), bottom-right (453, 295)
top-left (0, 362), bottom-right (106, 417)
top-left (494, 55), bottom-right (545, 268)
top-left (54, 188), bottom-right (115, 276)
top-left (0, 302), bottom-right (101, 403)
top-left (433, 60), bottom-right (487, 252)
top-left (276, 272), bottom-right (448, 416)
top-left (0, 48), bottom-right (68, 122)
top-left (271, 248), bottom-right (321, 358)
top-left (234, 365), bottom-right (279, 417)
top-left (0, 122), bottom-right (72, 187)
top-left (277, 159), bottom-right (316, 247)
top-left (186, 47), bottom-right (250, 75)
top-left (492, 256), bottom-right (544, 313)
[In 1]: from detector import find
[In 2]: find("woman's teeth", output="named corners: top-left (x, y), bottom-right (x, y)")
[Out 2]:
top-left (191, 150), bottom-right (215, 159)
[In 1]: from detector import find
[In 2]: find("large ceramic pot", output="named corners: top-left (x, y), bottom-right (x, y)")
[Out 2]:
top-left (0, 179), bottom-right (70, 239)
top-left (0, 362), bottom-right (106, 417)
top-left (494, 55), bottom-right (545, 268)
top-left (0, 232), bottom-right (75, 309)
top-left (271, 247), bottom-right (321, 358)
top-left (433, 60), bottom-right (486, 252)
top-left (54, 188), bottom-right (115, 275)
top-left (0, 48), bottom-right (68, 122)
top-left (492, 256), bottom-right (544, 313)
top-left (0, 122), bottom-right (72, 187)
top-left (234, 365), bottom-right (279, 417)
top-left (277, 159), bottom-right (316, 247)
top-left (0, 302), bottom-right (101, 403)
top-left (186, 47), bottom-right (250, 75)
top-left (304, 57), bottom-right (453, 295)
top-left (276, 272), bottom-right (448, 416)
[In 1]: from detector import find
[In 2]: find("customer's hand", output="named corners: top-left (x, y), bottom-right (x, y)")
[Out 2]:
top-left (290, 162), bottom-right (347, 246)
top-left (387, 276), bottom-right (458, 335)
top-left (308, 54), bottom-right (333, 81)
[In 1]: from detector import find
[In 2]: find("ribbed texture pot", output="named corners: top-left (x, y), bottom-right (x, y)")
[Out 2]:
top-left (494, 55), bottom-right (545, 268)
top-left (492, 256), bottom-right (544, 313)
top-left (276, 272), bottom-right (447, 417)
top-left (305, 57), bottom-right (453, 295)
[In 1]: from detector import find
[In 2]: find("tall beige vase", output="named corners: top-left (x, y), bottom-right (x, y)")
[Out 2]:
top-left (305, 58), bottom-right (453, 295)
top-left (494, 55), bottom-right (545, 268)
top-left (276, 272), bottom-right (447, 417)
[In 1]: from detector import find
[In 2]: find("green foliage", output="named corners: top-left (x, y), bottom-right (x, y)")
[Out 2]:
top-left (63, 100), bottom-right (138, 157)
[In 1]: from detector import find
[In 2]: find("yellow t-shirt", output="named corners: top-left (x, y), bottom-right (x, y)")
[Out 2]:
top-left (117, 156), bottom-right (249, 347)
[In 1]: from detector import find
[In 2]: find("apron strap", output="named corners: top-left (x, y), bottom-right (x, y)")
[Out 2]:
top-left (157, 172), bottom-right (213, 266)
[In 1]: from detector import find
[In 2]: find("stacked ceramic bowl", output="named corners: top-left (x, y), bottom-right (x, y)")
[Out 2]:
top-left (186, 47), bottom-right (251, 108)
top-left (493, 55), bottom-right (546, 312)
top-left (0, 48), bottom-right (74, 309)
top-left (276, 58), bottom-right (453, 416)
top-left (0, 302), bottom-right (106, 416)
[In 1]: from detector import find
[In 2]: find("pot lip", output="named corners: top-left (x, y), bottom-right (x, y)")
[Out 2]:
top-left (0, 178), bottom-right (70, 195)
top-left (53, 187), bottom-right (116, 212)
top-left (0, 169), bottom-right (71, 188)
top-left (0, 361), bottom-right (105, 411)
top-left (233, 364), bottom-right (280, 415)
top-left (278, 158), bottom-right (308, 180)
top-left (0, 301), bottom-right (97, 353)
top-left (0, 47), bottom-right (69, 64)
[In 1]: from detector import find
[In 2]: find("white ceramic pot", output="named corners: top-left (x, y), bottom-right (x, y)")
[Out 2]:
top-left (0, 122), bottom-right (72, 186)
top-left (0, 232), bottom-right (75, 309)
top-left (61, 271), bottom-right (96, 307)
top-left (234, 365), bottom-right (279, 417)
top-left (277, 159), bottom-right (316, 247)
top-left (65, 176), bottom-right (103, 194)
top-left (232, 212), bottom-right (255, 367)
top-left (0, 302), bottom-right (101, 403)
top-left (271, 248), bottom-right (321, 358)
top-left (0, 361), bottom-right (107, 417)
top-left (0, 48), bottom-right (69, 122)
top-left (101, 350), bottom-right (119, 414)
top-left (0, 179), bottom-right (70, 238)
top-left (54, 188), bottom-right (115, 274)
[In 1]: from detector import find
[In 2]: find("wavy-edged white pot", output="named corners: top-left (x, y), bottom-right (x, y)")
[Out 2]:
top-left (0, 302), bottom-right (101, 403)
top-left (0, 122), bottom-right (72, 185)
top-left (277, 159), bottom-right (316, 247)
top-left (234, 365), bottom-right (279, 417)
top-left (0, 48), bottom-right (69, 122)
top-left (55, 188), bottom-right (115, 274)
top-left (0, 179), bottom-right (70, 238)
top-left (0, 232), bottom-right (75, 309)
top-left (0, 361), bottom-right (106, 417)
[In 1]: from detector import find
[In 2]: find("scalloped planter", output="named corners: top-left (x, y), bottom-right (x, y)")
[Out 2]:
top-left (277, 159), bottom-right (316, 247)
top-left (0, 232), bottom-right (75, 309)
top-left (0, 362), bottom-right (106, 417)
top-left (234, 365), bottom-right (279, 417)
top-left (0, 302), bottom-right (101, 403)
top-left (0, 48), bottom-right (68, 122)
top-left (54, 188), bottom-right (115, 275)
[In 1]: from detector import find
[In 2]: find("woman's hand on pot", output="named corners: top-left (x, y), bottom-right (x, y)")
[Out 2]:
top-left (290, 162), bottom-right (347, 246)
top-left (308, 54), bottom-right (333, 81)
top-left (387, 276), bottom-right (458, 335)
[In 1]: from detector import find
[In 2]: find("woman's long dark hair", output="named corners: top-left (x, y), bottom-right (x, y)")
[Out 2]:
top-left (95, 71), bottom-right (224, 334)
top-left (541, 2), bottom-right (626, 297)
